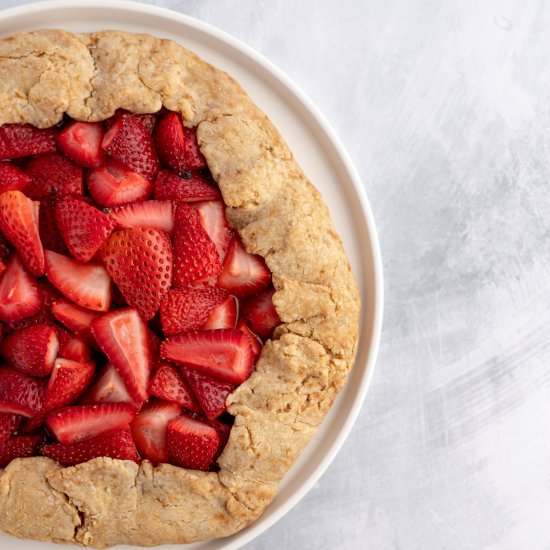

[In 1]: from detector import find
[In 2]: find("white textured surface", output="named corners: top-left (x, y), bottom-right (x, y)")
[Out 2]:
top-left (2, 0), bottom-right (547, 548)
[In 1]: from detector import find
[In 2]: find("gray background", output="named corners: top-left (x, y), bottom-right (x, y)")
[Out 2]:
top-left (5, 0), bottom-right (550, 548)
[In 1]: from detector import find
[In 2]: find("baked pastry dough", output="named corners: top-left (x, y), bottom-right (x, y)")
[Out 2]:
top-left (0, 29), bottom-right (360, 547)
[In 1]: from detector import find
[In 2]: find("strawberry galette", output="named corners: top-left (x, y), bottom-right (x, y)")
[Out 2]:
top-left (0, 30), bottom-right (360, 547)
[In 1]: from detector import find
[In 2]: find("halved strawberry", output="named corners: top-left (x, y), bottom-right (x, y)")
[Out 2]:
top-left (216, 234), bottom-right (270, 298)
top-left (38, 197), bottom-right (67, 254)
top-left (0, 434), bottom-right (43, 467)
top-left (44, 358), bottom-right (95, 411)
top-left (154, 170), bottom-right (220, 202)
top-left (150, 363), bottom-right (201, 412)
top-left (24, 153), bottom-right (83, 199)
top-left (0, 413), bottom-right (22, 447)
top-left (0, 124), bottom-right (57, 159)
top-left (102, 113), bottom-right (159, 180)
top-left (57, 121), bottom-right (105, 168)
top-left (202, 295), bottom-right (237, 330)
top-left (166, 414), bottom-right (218, 470)
top-left (160, 286), bottom-right (227, 337)
top-left (206, 418), bottom-right (231, 462)
top-left (81, 363), bottom-right (134, 406)
top-left (105, 111), bottom-right (159, 134)
top-left (0, 367), bottom-right (46, 417)
top-left (130, 400), bottom-right (182, 464)
top-left (0, 190), bottom-right (44, 276)
top-left (42, 425), bottom-right (138, 466)
top-left (56, 195), bottom-right (116, 262)
top-left (1, 324), bottom-right (59, 377)
top-left (51, 298), bottom-right (101, 346)
top-left (181, 366), bottom-right (235, 420)
top-left (58, 335), bottom-right (92, 363)
top-left (90, 308), bottom-right (151, 404)
top-left (153, 112), bottom-right (186, 173)
top-left (0, 255), bottom-right (41, 323)
top-left (241, 287), bottom-right (281, 340)
top-left (0, 162), bottom-right (30, 193)
top-left (172, 203), bottom-right (221, 287)
top-left (108, 200), bottom-right (174, 233)
top-left (236, 319), bottom-right (263, 360)
top-left (87, 159), bottom-right (153, 207)
top-left (182, 126), bottom-right (207, 171)
top-left (193, 201), bottom-right (233, 262)
top-left (101, 228), bottom-right (173, 320)
top-left (46, 402), bottom-right (137, 445)
top-left (161, 328), bottom-right (254, 384)
top-left (44, 250), bottom-right (112, 312)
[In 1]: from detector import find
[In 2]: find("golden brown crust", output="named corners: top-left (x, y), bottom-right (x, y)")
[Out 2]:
top-left (0, 29), bottom-right (360, 547)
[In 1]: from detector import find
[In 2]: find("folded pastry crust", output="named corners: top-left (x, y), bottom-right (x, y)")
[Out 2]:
top-left (0, 30), bottom-right (360, 547)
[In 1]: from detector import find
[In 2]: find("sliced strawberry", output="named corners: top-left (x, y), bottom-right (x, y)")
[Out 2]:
top-left (38, 196), bottom-right (68, 254)
top-left (153, 112), bottom-right (186, 172)
top-left (56, 195), bottom-right (116, 262)
top-left (42, 425), bottom-right (138, 466)
top-left (44, 250), bottom-right (112, 312)
top-left (108, 200), bottom-right (174, 233)
top-left (102, 113), bottom-right (159, 180)
top-left (172, 203), bottom-right (221, 287)
top-left (166, 414), bottom-right (218, 470)
top-left (154, 170), bottom-right (220, 203)
top-left (5, 301), bottom-right (54, 332)
top-left (0, 124), bottom-right (57, 159)
top-left (51, 298), bottom-right (101, 346)
top-left (46, 402), bottom-right (137, 445)
top-left (0, 413), bottom-right (22, 447)
top-left (105, 111), bottom-right (159, 134)
top-left (161, 328), bottom-right (254, 384)
top-left (205, 418), bottom-right (231, 462)
top-left (216, 234), bottom-right (270, 298)
top-left (160, 287), bottom-right (227, 337)
top-left (130, 400), bottom-right (182, 464)
top-left (58, 335), bottom-right (92, 363)
top-left (193, 201), bottom-right (233, 262)
top-left (0, 434), bottom-right (43, 467)
top-left (236, 319), bottom-right (263, 360)
top-left (81, 363), bottom-right (134, 406)
top-left (150, 363), bottom-right (201, 412)
top-left (87, 159), bottom-right (153, 207)
top-left (182, 126), bottom-right (207, 171)
top-left (202, 295), bottom-right (237, 330)
top-left (0, 190), bottom-right (44, 276)
top-left (0, 162), bottom-right (30, 193)
top-left (1, 324), bottom-right (59, 377)
top-left (90, 308), bottom-right (151, 404)
top-left (57, 121), bottom-right (104, 168)
top-left (181, 366), bottom-right (235, 420)
top-left (0, 367), bottom-right (46, 417)
top-left (44, 358), bottom-right (95, 411)
top-left (24, 153), bottom-right (83, 199)
top-left (0, 255), bottom-right (41, 323)
top-left (241, 288), bottom-right (281, 340)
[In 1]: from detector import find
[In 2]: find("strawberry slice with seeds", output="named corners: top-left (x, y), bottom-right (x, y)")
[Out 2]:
top-left (58, 335), bottom-right (92, 363)
top-left (150, 363), bottom-right (201, 412)
top-left (0, 434), bottom-right (43, 467)
top-left (44, 358), bottom-right (95, 411)
top-left (160, 287), bottom-right (227, 337)
top-left (45, 250), bottom-right (112, 312)
top-left (154, 170), bottom-right (221, 202)
top-left (91, 308), bottom-right (151, 404)
top-left (57, 121), bottom-right (105, 168)
top-left (24, 153), bottom-right (83, 199)
top-left (172, 203), bottom-right (221, 287)
top-left (181, 366), bottom-right (235, 420)
top-left (102, 113), bottom-right (159, 180)
top-left (106, 111), bottom-right (159, 134)
top-left (161, 328), bottom-right (254, 385)
top-left (2, 324), bottom-right (59, 377)
top-left (56, 195), bottom-right (116, 262)
top-left (108, 200), bottom-right (174, 233)
top-left (241, 287), bottom-right (281, 340)
top-left (81, 363), bottom-right (134, 406)
top-left (166, 414), bottom-right (218, 470)
top-left (0, 124), bottom-right (57, 159)
top-left (193, 201), bottom-right (233, 262)
top-left (51, 298), bottom-right (101, 346)
top-left (101, 228), bottom-right (173, 320)
top-left (205, 418), bottom-right (231, 462)
top-left (0, 367), bottom-right (46, 417)
top-left (182, 126), bottom-right (207, 171)
top-left (130, 400), bottom-right (182, 464)
top-left (87, 159), bottom-right (153, 207)
top-left (42, 425), bottom-right (138, 466)
top-left (153, 112), bottom-right (186, 173)
top-left (216, 234), bottom-right (270, 298)
top-left (39, 196), bottom-right (68, 254)
top-left (46, 402), bottom-right (137, 445)
top-left (0, 162), bottom-right (30, 193)
top-left (202, 295), bottom-right (237, 330)
top-left (0, 190), bottom-right (44, 276)
top-left (0, 413), bottom-right (22, 447)
top-left (236, 319), bottom-right (263, 360)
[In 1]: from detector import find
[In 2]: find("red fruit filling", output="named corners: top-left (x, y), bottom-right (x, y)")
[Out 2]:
top-left (0, 110), bottom-right (281, 472)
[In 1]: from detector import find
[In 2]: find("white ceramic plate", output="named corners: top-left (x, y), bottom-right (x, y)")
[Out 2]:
top-left (0, 2), bottom-right (383, 549)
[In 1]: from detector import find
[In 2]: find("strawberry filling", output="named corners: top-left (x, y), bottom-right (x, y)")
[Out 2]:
top-left (0, 109), bottom-right (280, 471)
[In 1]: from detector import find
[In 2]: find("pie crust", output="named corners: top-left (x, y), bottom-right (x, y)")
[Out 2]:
top-left (0, 30), bottom-right (360, 547)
